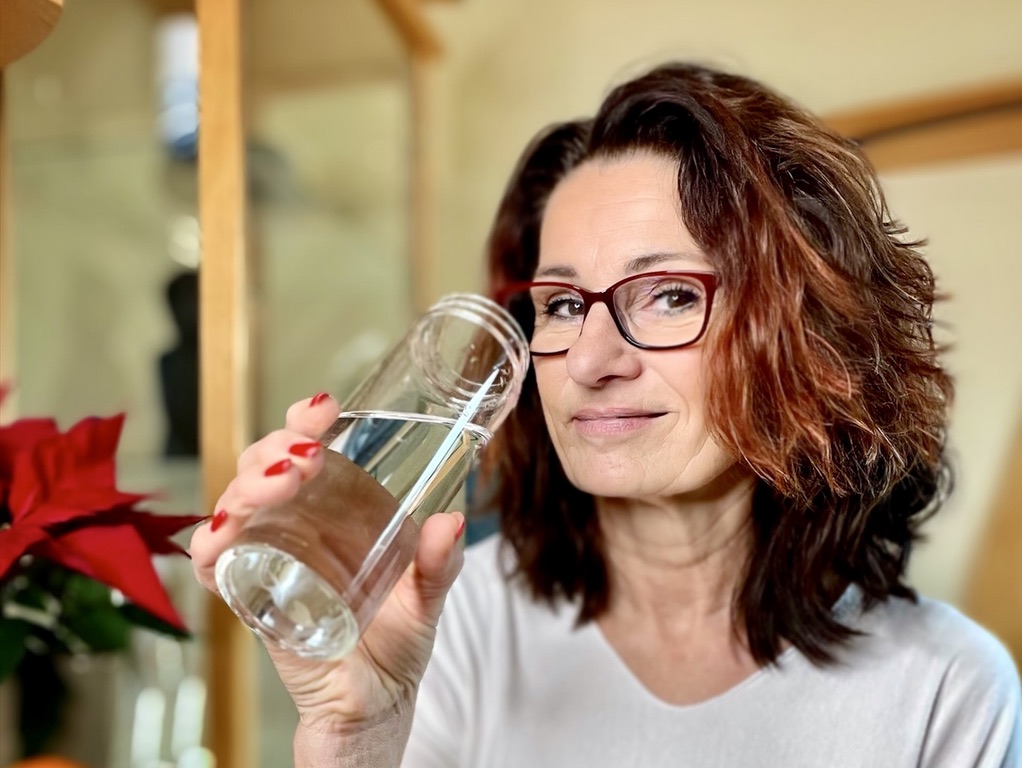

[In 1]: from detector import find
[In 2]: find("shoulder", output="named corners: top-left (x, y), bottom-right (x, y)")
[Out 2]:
top-left (846, 591), bottom-right (1021, 764)
top-left (856, 591), bottom-right (1018, 686)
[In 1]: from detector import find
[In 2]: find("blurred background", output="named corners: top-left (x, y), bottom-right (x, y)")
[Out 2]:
top-left (0, 0), bottom-right (1019, 765)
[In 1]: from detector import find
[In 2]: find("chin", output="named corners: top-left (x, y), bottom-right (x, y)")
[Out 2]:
top-left (560, 457), bottom-right (663, 498)
top-left (556, 445), bottom-right (742, 500)
top-left (567, 475), bottom-right (681, 501)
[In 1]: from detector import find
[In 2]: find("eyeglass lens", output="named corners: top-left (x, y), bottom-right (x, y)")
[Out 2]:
top-left (509, 273), bottom-right (710, 354)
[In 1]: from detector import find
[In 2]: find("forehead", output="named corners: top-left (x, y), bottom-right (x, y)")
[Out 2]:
top-left (538, 153), bottom-right (709, 279)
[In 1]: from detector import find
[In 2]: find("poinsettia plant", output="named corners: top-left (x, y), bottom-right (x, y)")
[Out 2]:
top-left (0, 387), bottom-right (205, 756)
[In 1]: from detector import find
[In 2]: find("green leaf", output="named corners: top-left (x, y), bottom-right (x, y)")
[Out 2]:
top-left (62, 570), bottom-right (114, 607)
top-left (119, 604), bottom-right (192, 640)
top-left (0, 617), bottom-right (31, 681)
top-left (63, 605), bottom-right (132, 652)
top-left (54, 572), bottom-right (131, 652)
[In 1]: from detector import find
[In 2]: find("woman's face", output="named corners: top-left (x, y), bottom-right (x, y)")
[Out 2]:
top-left (533, 152), bottom-right (738, 500)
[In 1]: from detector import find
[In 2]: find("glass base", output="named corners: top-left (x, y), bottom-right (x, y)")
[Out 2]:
top-left (215, 544), bottom-right (359, 660)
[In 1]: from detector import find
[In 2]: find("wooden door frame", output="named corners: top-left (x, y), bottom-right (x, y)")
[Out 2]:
top-left (196, 0), bottom-right (257, 765)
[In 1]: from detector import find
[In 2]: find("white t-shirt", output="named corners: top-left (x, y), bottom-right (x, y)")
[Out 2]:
top-left (404, 535), bottom-right (1021, 767)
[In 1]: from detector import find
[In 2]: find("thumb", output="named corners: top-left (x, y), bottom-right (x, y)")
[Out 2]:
top-left (408, 511), bottom-right (466, 624)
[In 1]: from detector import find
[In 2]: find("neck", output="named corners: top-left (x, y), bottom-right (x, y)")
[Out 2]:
top-left (596, 468), bottom-right (756, 632)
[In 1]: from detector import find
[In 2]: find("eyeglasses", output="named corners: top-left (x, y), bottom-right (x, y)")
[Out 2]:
top-left (498, 271), bottom-right (718, 356)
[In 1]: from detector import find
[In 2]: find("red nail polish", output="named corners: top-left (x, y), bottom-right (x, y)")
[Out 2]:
top-left (288, 441), bottom-right (321, 458)
top-left (210, 509), bottom-right (228, 532)
top-left (309, 392), bottom-right (330, 407)
top-left (264, 458), bottom-right (293, 476)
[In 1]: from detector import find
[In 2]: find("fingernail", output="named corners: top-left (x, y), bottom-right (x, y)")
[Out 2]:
top-left (455, 515), bottom-right (466, 541)
top-left (210, 509), bottom-right (228, 532)
top-left (264, 458), bottom-right (293, 477)
top-left (309, 392), bottom-right (330, 407)
top-left (288, 441), bottom-right (321, 458)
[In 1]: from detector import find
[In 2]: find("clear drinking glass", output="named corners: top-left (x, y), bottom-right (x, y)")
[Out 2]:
top-left (214, 294), bottom-right (530, 660)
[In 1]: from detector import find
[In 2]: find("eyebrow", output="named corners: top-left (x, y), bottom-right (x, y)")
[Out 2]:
top-left (533, 251), bottom-right (704, 280)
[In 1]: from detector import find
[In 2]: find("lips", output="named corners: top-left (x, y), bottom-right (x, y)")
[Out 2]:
top-left (570, 408), bottom-right (666, 436)
top-left (572, 408), bottom-right (663, 420)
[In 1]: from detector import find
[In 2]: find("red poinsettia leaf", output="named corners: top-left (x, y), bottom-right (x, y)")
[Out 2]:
top-left (0, 417), bottom-right (60, 457)
top-left (36, 524), bottom-right (188, 631)
top-left (126, 510), bottom-right (206, 555)
top-left (67, 506), bottom-right (206, 556)
top-left (0, 523), bottom-right (50, 578)
top-left (0, 418), bottom-right (61, 496)
top-left (7, 414), bottom-right (144, 523)
top-left (20, 491), bottom-right (152, 530)
top-left (47, 414), bottom-right (123, 490)
top-left (61, 414), bottom-right (126, 485)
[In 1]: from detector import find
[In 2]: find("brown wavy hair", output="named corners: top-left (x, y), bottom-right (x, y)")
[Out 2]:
top-left (479, 62), bottom-right (953, 665)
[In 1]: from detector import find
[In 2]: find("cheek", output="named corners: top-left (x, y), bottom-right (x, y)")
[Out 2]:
top-left (533, 363), bottom-right (565, 410)
top-left (533, 365), bottom-right (571, 451)
top-left (659, 353), bottom-right (709, 411)
top-left (536, 385), bottom-right (563, 442)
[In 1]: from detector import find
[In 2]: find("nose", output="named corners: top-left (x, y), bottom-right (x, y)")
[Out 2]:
top-left (564, 302), bottom-right (641, 387)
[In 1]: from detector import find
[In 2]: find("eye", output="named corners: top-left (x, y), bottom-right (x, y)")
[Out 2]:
top-left (544, 294), bottom-right (585, 318)
top-left (651, 283), bottom-right (701, 312)
top-left (530, 285), bottom-right (584, 320)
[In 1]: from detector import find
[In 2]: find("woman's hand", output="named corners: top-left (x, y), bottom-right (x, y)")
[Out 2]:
top-left (189, 393), bottom-right (465, 746)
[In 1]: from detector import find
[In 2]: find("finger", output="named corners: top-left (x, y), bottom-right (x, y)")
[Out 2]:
top-left (398, 511), bottom-right (466, 626)
top-left (192, 395), bottom-right (338, 592)
top-left (284, 393), bottom-right (341, 439)
top-left (237, 428), bottom-right (326, 480)
top-left (190, 506), bottom-right (233, 592)
top-left (189, 451), bottom-right (307, 590)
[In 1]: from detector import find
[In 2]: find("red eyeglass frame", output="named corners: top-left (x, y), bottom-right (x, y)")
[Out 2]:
top-left (497, 270), bottom-right (719, 356)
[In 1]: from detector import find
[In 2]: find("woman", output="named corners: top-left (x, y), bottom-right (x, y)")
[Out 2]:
top-left (190, 63), bottom-right (1020, 766)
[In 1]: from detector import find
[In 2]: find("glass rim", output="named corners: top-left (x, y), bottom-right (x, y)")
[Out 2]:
top-left (428, 292), bottom-right (532, 375)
